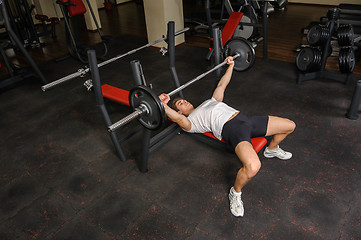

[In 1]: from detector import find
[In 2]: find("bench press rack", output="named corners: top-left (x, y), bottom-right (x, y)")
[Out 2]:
top-left (88, 21), bottom-right (267, 172)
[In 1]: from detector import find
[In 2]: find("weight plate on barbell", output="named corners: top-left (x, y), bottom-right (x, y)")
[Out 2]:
top-left (224, 37), bottom-right (256, 72)
top-left (129, 85), bottom-right (166, 130)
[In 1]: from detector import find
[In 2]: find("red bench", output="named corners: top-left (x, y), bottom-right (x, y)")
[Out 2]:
top-left (101, 84), bottom-right (130, 106)
top-left (202, 132), bottom-right (267, 153)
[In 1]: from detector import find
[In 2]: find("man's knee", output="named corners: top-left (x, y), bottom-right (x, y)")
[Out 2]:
top-left (288, 120), bottom-right (296, 133)
top-left (244, 159), bottom-right (261, 179)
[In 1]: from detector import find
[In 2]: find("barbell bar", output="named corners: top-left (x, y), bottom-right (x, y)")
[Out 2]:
top-left (108, 53), bottom-right (241, 132)
top-left (41, 27), bottom-right (190, 92)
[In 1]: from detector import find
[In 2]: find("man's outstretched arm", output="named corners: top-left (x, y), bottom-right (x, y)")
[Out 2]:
top-left (212, 57), bottom-right (235, 102)
top-left (159, 93), bottom-right (192, 131)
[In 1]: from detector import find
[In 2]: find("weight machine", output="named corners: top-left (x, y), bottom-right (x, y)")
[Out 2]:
top-left (206, 0), bottom-right (277, 70)
top-left (0, 0), bottom-right (47, 90)
top-left (56, 0), bottom-right (112, 63)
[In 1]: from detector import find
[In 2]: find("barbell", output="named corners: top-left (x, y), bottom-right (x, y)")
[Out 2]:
top-left (41, 27), bottom-right (190, 91)
top-left (108, 53), bottom-right (241, 132)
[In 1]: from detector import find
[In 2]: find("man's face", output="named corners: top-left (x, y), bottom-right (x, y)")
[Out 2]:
top-left (175, 99), bottom-right (193, 115)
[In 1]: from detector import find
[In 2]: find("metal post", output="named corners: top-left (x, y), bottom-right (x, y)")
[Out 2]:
top-left (213, 27), bottom-right (222, 79)
top-left (346, 80), bottom-right (361, 120)
top-left (130, 60), bottom-right (146, 86)
top-left (167, 21), bottom-right (184, 98)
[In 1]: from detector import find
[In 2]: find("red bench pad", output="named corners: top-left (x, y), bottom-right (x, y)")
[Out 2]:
top-left (202, 132), bottom-right (267, 153)
top-left (221, 12), bottom-right (244, 47)
top-left (58, 0), bottom-right (86, 16)
top-left (101, 84), bottom-right (130, 106)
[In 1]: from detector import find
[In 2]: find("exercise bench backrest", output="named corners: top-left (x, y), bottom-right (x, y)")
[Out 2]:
top-left (58, 0), bottom-right (86, 16)
top-left (221, 12), bottom-right (244, 47)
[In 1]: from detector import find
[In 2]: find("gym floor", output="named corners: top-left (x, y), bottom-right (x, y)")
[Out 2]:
top-left (1, 1), bottom-right (361, 239)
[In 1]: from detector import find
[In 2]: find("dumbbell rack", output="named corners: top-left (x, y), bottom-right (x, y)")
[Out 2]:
top-left (297, 8), bottom-right (353, 85)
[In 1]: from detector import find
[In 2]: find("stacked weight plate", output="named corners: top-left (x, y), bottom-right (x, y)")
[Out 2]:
top-left (337, 24), bottom-right (356, 73)
top-left (296, 24), bottom-right (330, 72)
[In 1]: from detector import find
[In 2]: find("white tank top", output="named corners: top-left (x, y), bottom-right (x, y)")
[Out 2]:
top-left (185, 98), bottom-right (238, 140)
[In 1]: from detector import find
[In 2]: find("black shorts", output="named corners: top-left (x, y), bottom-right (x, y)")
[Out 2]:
top-left (221, 113), bottom-right (269, 150)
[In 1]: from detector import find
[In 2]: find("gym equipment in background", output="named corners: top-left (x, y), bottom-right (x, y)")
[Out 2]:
top-left (56, 0), bottom-right (112, 63)
top-left (205, 0), bottom-right (271, 69)
top-left (0, 0), bottom-right (47, 90)
top-left (295, 8), bottom-right (356, 85)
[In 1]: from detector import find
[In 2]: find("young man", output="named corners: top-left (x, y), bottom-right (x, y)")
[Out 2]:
top-left (158, 56), bottom-right (296, 217)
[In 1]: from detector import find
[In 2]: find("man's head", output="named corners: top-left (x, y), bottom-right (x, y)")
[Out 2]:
top-left (171, 97), bottom-right (194, 116)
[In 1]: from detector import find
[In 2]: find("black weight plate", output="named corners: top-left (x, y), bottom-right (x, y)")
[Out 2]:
top-left (307, 25), bottom-right (322, 45)
top-left (338, 50), bottom-right (346, 73)
top-left (296, 47), bottom-right (314, 72)
top-left (224, 37), bottom-right (256, 71)
top-left (344, 48), bottom-right (355, 73)
top-left (337, 24), bottom-right (354, 46)
top-left (129, 85), bottom-right (166, 130)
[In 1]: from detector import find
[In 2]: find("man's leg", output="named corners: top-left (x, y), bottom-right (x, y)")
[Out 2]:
top-left (229, 141), bottom-right (261, 217)
top-left (265, 116), bottom-right (296, 149)
top-left (234, 141), bottom-right (261, 192)
top-left (263, 116), bottom-right (296, 160)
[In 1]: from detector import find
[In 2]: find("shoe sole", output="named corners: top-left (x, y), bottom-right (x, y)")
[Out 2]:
top-left (264, 152), bottom-right (292, 160)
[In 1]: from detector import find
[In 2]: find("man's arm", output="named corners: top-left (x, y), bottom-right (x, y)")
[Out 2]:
top-left (159, 94), bottom-right (192, 131)
top-left (212, 57), bottom-right (235, 102)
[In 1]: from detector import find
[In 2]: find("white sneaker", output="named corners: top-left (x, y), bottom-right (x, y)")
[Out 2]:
top-left (263, 145), bottom-right (292, 160)
top-left (228, 187), bottom-right (244, 217)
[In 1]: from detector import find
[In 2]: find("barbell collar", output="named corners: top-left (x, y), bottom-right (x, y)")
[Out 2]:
top-left (168, 53), bottom-right (240, 97)
top-left (108, 104), bottom-right (148, 132)
top-left (41, 27), bottom-right (189, 91)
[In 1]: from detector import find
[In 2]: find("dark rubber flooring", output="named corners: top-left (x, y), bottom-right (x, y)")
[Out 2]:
top-left (0, 35), bottom-right (361, 239)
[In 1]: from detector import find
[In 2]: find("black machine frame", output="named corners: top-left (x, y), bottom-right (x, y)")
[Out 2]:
top-left (0, 0), bottom-right (47, 90)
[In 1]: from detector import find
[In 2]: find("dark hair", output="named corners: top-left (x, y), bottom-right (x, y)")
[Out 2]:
top-left (171, 97), bottom-right (183, 111)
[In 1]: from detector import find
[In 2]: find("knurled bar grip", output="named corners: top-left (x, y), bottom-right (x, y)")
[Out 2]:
top-left (108, 107), bottom-right (144, 132)
top-left (168, 53), bottom-right (240, 97)
top-left (41, 27), bottom-right (190, 92)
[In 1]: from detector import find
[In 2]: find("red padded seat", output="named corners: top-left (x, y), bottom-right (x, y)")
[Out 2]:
top-left (202, 132), bottom-right (267, 153)
top-left (58, 0), bottom-right (86, 16)
top-left (101, 84), bottom-right (130, 106)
